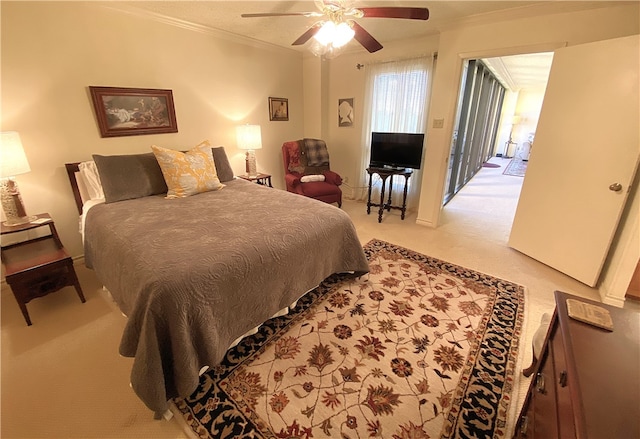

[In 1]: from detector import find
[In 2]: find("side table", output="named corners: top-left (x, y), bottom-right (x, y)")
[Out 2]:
top-left (238, 173), bottom-right (272, 187)
top-left (1, 213), bottom-right (86, 325)
top-left (366, 167), bottom-right (413, 223)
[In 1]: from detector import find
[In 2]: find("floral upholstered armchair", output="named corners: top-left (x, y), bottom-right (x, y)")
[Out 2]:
top-left (282, 139), bottom-right (342, 207)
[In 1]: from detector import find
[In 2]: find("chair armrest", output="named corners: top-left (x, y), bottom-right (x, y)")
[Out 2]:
top-left (323, 170), bottom-right (342, 186)
top-left (285, 173), bottom-right (301, 187)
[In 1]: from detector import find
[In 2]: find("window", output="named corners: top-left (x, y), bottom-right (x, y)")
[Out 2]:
top-left (359, 57), bottom-right (433, 208)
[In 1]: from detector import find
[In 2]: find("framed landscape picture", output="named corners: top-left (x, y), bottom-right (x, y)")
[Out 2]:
top-left (89, 86), bottom-right (178, 137)
top-left (269, 97), bottom-right (289, 121)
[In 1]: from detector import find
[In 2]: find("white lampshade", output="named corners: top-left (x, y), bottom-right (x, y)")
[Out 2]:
top-left (236, 125), bottom-right (263, 151)
top-left (1, 132), bottom-right (31, 178)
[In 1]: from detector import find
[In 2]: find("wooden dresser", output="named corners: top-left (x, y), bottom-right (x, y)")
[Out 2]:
top-left (514, 291), bottom-right (640, 438)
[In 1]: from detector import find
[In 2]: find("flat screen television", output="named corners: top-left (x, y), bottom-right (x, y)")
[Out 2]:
top-left (369, 132), bottom-right (425, 170)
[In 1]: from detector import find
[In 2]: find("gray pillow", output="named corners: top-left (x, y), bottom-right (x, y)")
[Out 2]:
top-left (211, 146), bottom-right (235, 182)
top-left (92, 152), bottom-right (168, 203)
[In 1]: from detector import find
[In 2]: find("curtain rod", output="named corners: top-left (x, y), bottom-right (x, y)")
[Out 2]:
top-left (356, 51), bottom-right (437, 70)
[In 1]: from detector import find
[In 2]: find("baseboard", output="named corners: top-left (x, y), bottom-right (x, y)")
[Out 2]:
top-left (601, 292), bottom-right (626, 308)
top-left (415, 218), bottom-right (436, 228)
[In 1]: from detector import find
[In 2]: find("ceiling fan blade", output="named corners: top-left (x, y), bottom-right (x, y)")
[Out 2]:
top-left (241, 12), bottom-right (321, 18)
top-left (292, 22), bottom-right (324, 46)
top-left (351, 21), bottom-right (383, 53)
top-left (359, 7), bottom-right (429, 20)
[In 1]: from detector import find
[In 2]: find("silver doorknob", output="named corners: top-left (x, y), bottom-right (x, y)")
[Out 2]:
top-left (609, 183), bottom-right (623, 192)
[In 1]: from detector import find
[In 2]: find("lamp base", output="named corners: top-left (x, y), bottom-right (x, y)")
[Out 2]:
top-left (0, 177), bottom-right (35, 226)
top-left (245, 150), bottom-right (258, 178)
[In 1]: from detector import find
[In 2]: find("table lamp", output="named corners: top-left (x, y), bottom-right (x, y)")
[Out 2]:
top-left (0, 132), bottom-right (37, 226)
top-left (236, 125), bottom-right (262, 178)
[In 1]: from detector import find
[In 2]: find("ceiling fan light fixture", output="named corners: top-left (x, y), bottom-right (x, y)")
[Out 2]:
top-left (313, 21), bottom-right (355, 48)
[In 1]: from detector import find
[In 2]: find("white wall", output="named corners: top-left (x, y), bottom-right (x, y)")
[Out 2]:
top-left (513, 88), bottom-right (547, 147)
top-left (1, 2), bottom-right (304, 257)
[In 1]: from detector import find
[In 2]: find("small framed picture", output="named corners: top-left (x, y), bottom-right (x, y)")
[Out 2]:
top-left (338, 98), bottom-right (354, 127)
top-left (89, 86), bottom-right (178, 137)
top-left (269, 97), bottom-right (289, 121)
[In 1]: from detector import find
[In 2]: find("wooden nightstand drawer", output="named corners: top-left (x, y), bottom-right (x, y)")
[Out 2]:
top-left (11, 264), bottom-right (71, 301)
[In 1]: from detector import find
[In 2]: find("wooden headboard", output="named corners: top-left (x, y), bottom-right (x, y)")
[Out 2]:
top-left (65, 162), bottom-right (83, 215)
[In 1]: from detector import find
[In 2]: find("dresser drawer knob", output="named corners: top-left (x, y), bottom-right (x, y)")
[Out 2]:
top-left (520, 415), bottom-right (529, 435)
top-left (536, 372), bottom-right (546, 394)
top-left (559, 370), bottom-right (568, 387)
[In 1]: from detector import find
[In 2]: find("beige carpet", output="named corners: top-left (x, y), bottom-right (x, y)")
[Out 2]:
top-left (2, 156), bottom-right (634, 438)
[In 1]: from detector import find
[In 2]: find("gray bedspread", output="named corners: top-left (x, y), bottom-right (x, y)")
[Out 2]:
top-left (83, 178), bottom-right (369, 415)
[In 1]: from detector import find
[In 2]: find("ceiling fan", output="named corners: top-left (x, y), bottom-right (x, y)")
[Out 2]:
top-left (241, 1), bottom-right (429, 55)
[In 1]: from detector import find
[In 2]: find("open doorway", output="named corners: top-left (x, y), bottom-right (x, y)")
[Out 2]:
top-left (443, 59), bottom-right (506, 205)
top-left (442, 52), bottom-right (553, 231)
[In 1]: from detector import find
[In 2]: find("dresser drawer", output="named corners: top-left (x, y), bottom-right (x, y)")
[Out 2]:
top-left (515, 336), bottom-right (559, 438)
top-left (531, 328), bottom-right (559, 438)
top-left (550, 327), bottom-right (576, 438)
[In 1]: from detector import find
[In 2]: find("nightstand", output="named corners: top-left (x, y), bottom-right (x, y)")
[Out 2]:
top-left (1, 213), bottom-right (86, 326)
top-left (238, 173), bottom-right (272, 187)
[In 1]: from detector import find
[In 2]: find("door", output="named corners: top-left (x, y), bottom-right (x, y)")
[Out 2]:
top-left (509, 35), bottom-right (640, 286)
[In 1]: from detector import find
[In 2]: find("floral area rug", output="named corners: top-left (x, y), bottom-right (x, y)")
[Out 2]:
top-left (503, 159), bottom-right (528, 177)
top-left (174, 239), bottom-right (525, 439)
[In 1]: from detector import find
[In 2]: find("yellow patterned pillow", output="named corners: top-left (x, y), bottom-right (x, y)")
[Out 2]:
top-left (151, 144), bottom-right (224, 198)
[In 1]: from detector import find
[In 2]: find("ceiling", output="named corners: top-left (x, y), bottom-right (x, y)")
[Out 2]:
top-left (102, 1), bottom-right (616, 90)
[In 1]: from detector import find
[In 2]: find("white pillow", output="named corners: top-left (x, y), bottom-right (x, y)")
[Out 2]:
top-left (301, 174), bottom-right (326, 183)
top-left (79, 161), bottom-right (105, 200)
top-left (74, 171), bottom-right (91, 205)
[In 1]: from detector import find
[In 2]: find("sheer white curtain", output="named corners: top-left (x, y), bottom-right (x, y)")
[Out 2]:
top-left (357, 56), bottom-right (434, 209)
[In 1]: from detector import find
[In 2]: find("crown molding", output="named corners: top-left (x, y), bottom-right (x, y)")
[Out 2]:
top-left (438, 1), bottom-right (627, 32)
top-left (97, 3), bottom-right (300, 55)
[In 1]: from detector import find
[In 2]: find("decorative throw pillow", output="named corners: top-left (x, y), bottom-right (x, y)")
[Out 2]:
top-left (300, 174), bottom-right (326, 183)
top-left (211, 146), bottom-right (235, 182)
top-left (151, 144), bottom-right (224, 198)
top-left (92, 152), bottom-right (168, 203)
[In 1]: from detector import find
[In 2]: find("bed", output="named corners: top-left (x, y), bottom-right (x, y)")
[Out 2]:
top-left (65, 144), bottom-right (369, 417)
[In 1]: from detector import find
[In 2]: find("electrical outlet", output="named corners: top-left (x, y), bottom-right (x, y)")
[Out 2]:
top-left (343, 176), bottom-right (349, 183)
top-left (433, 118), bottom-right (444, 129)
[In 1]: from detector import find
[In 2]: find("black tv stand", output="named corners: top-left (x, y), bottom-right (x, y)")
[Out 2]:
top-left (366, 167), bottom-right (413, 223)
